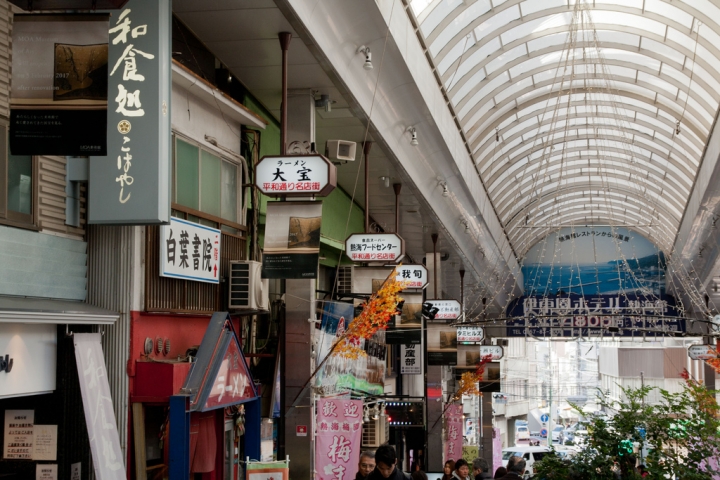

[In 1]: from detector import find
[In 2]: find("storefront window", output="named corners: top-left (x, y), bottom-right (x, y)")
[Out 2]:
top-left (173, 136), bottom-right (240, 225)
top-left (0, 125), bottom-right (35, 227)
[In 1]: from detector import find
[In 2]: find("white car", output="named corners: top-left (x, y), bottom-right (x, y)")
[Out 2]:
top-left (515, 425), bottom-right (530, 443)
top-left (501, 446), bottom-right (552, 476)
top-left (551, 425), bottom-right (564, 443)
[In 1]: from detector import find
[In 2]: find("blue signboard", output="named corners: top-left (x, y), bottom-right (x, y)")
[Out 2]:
top-left (506, 293), bottom-right (684, 337)
top-left (541, 414), bottom-right (549, 423)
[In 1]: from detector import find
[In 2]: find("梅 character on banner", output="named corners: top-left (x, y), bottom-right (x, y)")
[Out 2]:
top-left (315, 399), bottom-right (363, 480)
top-left (444, 404), bottom-right (463, 463)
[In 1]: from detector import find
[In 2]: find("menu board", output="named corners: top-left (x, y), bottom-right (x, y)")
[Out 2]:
top-left (3, 410), bottom-right (34, 459)
top-left (33, 425), bottom-right (57, 461)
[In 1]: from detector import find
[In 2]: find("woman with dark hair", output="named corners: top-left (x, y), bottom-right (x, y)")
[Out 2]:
top-left (411, 471), bottom-right (428, 480)
top-left (493, 467), bottom-right (507, 479)
top-left (452, 459), bottom-right (471, 480)
top-left (441, 460), bottom-right (455, 480)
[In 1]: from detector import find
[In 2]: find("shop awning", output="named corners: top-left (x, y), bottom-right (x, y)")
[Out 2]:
top-left (0, 296), bottom-right (120, 324)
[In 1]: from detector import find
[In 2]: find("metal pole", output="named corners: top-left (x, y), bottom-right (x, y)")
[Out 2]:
top-left (364, 141), bottom-right (372, 233)
top-left (393, 183), bottom-right (402, 233)
top-left (460, 269), bottom-right (465, 319)
top-left (431, 233), bottom-right (438, 299)
top-left (278, 32), bottom-right (291, 155)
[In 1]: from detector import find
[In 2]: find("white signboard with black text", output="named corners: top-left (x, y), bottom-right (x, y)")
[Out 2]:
top-left (401, 344), bottom-right (422, 374)
top-left (688, 344), bottom-right (718, 360)
top-left (256, 155), bottom-right (336, 197)
top-left (0, 323), bottom-right (56, 399)
top-left (457, 325), bottom-right (485, 344)
top-left (396, 265), bottom-right (428, 289)
top-left (160, 217), bottom-right (221, 284)
top-left (3, 410), bottom-right (34, 459)
top-left (427, 299), bottom-right (462, 320)
top-left (345, 233), bottom-right (405, 263)
top-left (480, 345), bottom-right (504, 360)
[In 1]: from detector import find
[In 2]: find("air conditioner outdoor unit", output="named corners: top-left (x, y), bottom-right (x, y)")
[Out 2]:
top-left (362, 416), bottom-right (389, 448)
top-left (326, 140), bottom-right (357, 162)
top-left (229, 261), bottom-right (269, 311)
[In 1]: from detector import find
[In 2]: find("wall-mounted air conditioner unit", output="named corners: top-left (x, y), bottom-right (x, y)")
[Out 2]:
top-left (229, 261), bottom-right (269, 311)
top-left (362, 416), bottom-right (389, 448)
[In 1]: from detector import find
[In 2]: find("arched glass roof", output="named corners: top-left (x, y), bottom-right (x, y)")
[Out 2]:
top-left (408, 0), bottom-right (720, 257)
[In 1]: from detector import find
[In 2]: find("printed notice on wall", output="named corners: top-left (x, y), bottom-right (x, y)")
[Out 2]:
top-left (3, 410), bottom-right (34, 459)
top-left (36, 464), bottom-right (58, 480)
top-left (70, 462), bottom-right (81, 480)
top-left (33, 425), bottom-right (57, 461)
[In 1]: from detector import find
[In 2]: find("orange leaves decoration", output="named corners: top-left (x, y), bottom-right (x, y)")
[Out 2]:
top-left (451, 354), bottom-right (494, 402)
top-left (680, 368), bottom-right (719, 419)
top-left (332, 269), bottom-right (408, 359)
top-left (705, 349), bottom-right (720, 375)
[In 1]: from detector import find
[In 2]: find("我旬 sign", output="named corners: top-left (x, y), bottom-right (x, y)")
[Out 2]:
top-left (395, 265), bottom-right (428, 289)
top-left (344, 233), bottom-right (405, 263)
top-left (255, 155), bottom-right (336, 197)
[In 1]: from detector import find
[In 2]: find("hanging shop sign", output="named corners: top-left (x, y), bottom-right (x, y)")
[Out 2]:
top-left (444, 404), bottom-right (463, 463)
top-left (426, 323), bottom-right (457, 366)
top-left (506, 294), bottom-right (685, 337)
top-left (688, 344), bottom-right (718, 361)
top-left (386, 292), bottom-right (422, 345)
top-left (74, 333), bottom-right (126, 479)
top-left (7, 0), bottom-right (129, 8)
top-left (159, 217), bottom-right (221, 284)
top-left (0, 323), bottom-right (56, 399)
top-left (395, 265), bottom-right (428, 289)
top-left (480, 345), bottom-right (504, 360)
top-left (427, 299), bottom-right (462, 320)
top-left (345, 233), bottom-right (405, 263)
top-left (456, 325), bottom-right (484, 344)
top-left (315, 301), bottom-right (386, 396)
top-left (255, 154), bottom-right (336, 197)
top-left (262, 201), bottom-right (322, 279)
top-left (182, 313), bottom-right (258, 412)
top-left (89, 0), bottom-right (172, 224)
top-left (315, 399), bottom-right (362, 480)
top-left (400, 344), bottom-right (422, 374)
top-left (10, 14), bottom-right (109, 156)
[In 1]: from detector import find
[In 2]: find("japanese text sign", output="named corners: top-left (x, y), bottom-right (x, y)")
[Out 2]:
top-left (345, 233), bottom-right (405, 263)
top-left (506, 294), bottom-right (685, 337)
top-left (89, 0), bottom-right (172, 224)
top-left (444, 404), bottom-right (463, 463)
top-left (479, 345), bottom-right (504, 360)
top-left (159, 217), bottom-right (221, 284)
top-left (401, 344), bottom-right (422, 374)
top-left (688, 344), bottom-right (718, 361)
top-left (315, 399), bottom-right (362, 480)
top-left (202, 335), bottom-right (255, 410)
top-left (3, 410), bottom-right (34, 460)
top-left (396, 265), bottom-right (428, 289)
top-left (427, 299), bottom-right (462, 320)
top-left (74, 334), bottom-right (126, 480)
top-left (10, 14), bottom-right (109, 156)
top-left (256, 155), bottom-right (336, 197)
top-left (456, 326), bottom-right (484, 344)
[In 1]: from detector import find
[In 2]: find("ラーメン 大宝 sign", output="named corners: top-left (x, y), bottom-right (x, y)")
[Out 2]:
top-left (255, 155), bottom-right (336, 197)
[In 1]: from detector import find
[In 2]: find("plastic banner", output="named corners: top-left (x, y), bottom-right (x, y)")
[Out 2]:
top-left (444, 404), bottom-right (463, 463)
top-left (315, 399), bottom-right (363, 480)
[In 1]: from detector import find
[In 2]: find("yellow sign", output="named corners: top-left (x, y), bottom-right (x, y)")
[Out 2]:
top-left (462, 445), bottom-right (478, 463)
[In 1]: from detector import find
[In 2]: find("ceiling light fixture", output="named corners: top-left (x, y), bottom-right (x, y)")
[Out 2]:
top-left (407, 126), bottom-right (418, 146)
top-left (438, 180), bottom-right (449, 197)
top-left (358, 45), bottom-right (373, 70)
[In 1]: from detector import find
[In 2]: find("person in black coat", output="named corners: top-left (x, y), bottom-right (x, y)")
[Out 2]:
top-left (497, 457), bottom-right (525, 480)
top-left (472, 458), bottom-right (492, 480)
top-left (366, 445), bottom-right (409, 480)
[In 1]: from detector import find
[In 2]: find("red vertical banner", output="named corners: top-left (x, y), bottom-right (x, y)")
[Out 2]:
top-left (315, 399), bottom-right (363, 480)
top-left (444, 404), bottom-right (463, 463)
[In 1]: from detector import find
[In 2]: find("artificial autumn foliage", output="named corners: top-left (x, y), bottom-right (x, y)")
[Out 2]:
top-left (333, 269), bottom-right (408, 359)
top-left (452, 354), bottom-right (494, 401)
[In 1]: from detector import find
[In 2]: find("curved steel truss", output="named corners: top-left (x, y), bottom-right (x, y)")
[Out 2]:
top-left (408, 0), bottom-right (720, 257)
